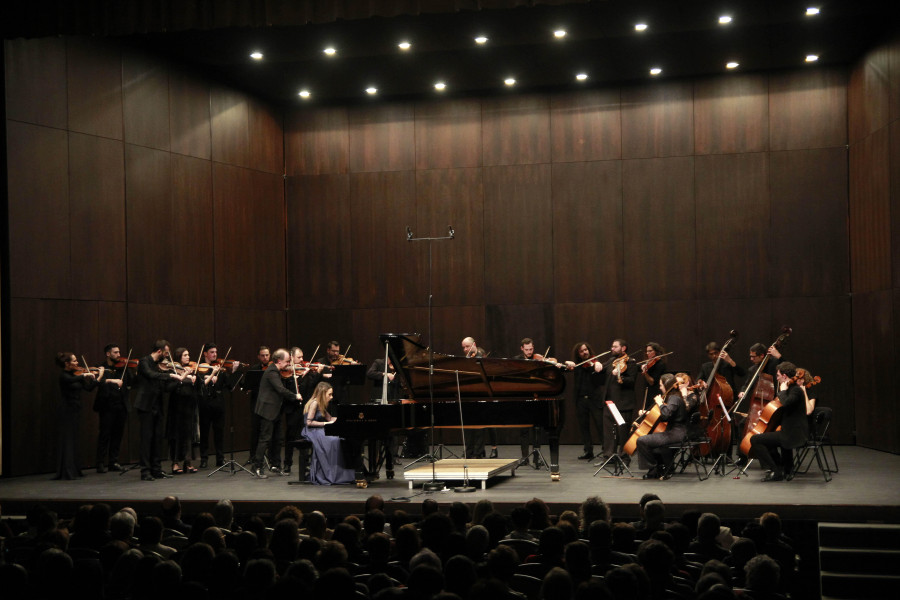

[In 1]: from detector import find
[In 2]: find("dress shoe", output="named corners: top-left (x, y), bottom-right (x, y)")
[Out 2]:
top-left (489, 448), bottom-right (499, 459)
top-left (659, 465), bottom-right (674, 480)
top-left (761, 471), bottom-right (784, 482)
top-left (199, 459), bottom-right (208, 468)
top-left (141, 473), bottom-right (155, 481)
top-left (282, 466), bottom-right (292, 475)
top-left (254, 468), bottom-right (269, 479)
top-left (109, 463), bottom-right (124, 472)
top-left (153, 471), bottom-right (173, 479)
top-left (577, 452), bottom-right (594, 460)
top-left (270, 466), bottom-right (284, 476)
top-left (642, 469), bottom-right (659, 480)
top-left (96, 464), bottom-right (108, 474)
top-left (216, 459), bottom-right (225, 467)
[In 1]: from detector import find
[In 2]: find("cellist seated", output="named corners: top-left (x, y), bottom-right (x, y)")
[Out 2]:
top-left (635, 373), bottom-right (696, 480)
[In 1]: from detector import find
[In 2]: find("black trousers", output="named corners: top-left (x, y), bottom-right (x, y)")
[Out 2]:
top-left (96, 403), bottom-right (127, 467)
top-left (199, 402), bottom-right (225, 463)
top-left (750, 431), bottom-right (795, 475)
top-left (636, 427), bottom-right (686, 470)
top-left (575, 395), bottom-right (604, 454)
top-left (138, 409), bottom-right (164, 475)
top-left (254, 414), bottom-right (282, 470)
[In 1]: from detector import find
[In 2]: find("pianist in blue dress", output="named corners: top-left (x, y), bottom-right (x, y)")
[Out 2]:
top-left (302, 381), bottom-right (355, 485)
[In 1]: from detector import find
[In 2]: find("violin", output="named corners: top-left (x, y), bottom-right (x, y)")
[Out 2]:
top-left (611, 354), bottom-right (630, 383)
top-left (112, 357), bottom-right (139, 369)
top-left (73, 366), bottom-right (103, 376)
top-left (218, 359), bottom-right (248, 369)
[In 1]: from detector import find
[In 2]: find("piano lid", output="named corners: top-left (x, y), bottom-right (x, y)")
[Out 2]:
top-left (379, 333), bottom-right (565, 401)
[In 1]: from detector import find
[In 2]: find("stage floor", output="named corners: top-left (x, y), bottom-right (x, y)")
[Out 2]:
top-left (1, 445), bottom-right (898, 523)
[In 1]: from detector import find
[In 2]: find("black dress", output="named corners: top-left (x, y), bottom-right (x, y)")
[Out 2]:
top-left (55, 371), bottom-right (97, 480)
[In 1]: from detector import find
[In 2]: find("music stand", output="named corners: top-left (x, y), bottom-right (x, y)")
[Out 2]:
top-left (594, 401), bottom-right (634, 477)
top-left (709, 396), bottom-right (738, 476)
top-left (406, 224), bottom-right (455, 492)
top-left (208, 374), bottom-right (255, 477)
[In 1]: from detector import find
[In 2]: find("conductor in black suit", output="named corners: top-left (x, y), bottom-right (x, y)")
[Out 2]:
top-left (134, 340), bottom-right (184, 481)
top-left (253, 348), bottom-right (302, 479)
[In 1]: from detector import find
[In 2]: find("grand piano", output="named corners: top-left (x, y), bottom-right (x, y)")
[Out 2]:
top-left (325, 333), bottom-right (566, 484)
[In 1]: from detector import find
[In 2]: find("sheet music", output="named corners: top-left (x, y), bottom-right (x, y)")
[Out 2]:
top-left (606, 400), bottom-right (626, 426)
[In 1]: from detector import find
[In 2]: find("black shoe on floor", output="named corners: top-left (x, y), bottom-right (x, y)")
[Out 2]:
top-left (96, 464), bottom-right (107, 474)
top-left (200, 459), bottom-right (208, 468)
top-left (577, 452), bottom-right (594, 460)
top-left (282, 466), bottom-right (292, 475)
top-left (533, 457), bottom-right (546, 470)
top-left (254, 468), bottom-right (269, 479)
top-left (761, 471), bottom-right (784, 482)
top-left (152, 471), bottom-right (173, 479)
top-left (141, 473), bottom-right (155, 481)
top-left (109, 463), bottom-right (124, 472)
top-left (643, 469), bottom-right (659, 480)
top-left (489, 448), bottom-right (499, 459)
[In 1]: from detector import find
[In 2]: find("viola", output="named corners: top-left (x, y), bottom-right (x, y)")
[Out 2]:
top-left (218, 359), bottom-right (248, 369)
top-left (611, 354), bottom-right (630, 383)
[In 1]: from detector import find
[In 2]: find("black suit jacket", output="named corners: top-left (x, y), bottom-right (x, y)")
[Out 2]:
top-left (133, 355), bottom-right (171, 413)
top-left (777, 384), bottom-right (809, 448)
top-left (254, 363), bottom-right (298, 421)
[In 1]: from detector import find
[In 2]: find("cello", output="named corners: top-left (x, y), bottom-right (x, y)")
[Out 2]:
top-left (698, 330), bottom-right (738, 455)
top-left (740, 368), bottom-right (820, 457)
top-left (734, 327), bottom-right (791, 443)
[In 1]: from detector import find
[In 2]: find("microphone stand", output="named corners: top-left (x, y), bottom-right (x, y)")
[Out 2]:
top-left (407, 225), bottom-right (455, 492)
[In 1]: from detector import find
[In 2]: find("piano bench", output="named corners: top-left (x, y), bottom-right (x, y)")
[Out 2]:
top-left (286, 438), bottom-right (313, 485)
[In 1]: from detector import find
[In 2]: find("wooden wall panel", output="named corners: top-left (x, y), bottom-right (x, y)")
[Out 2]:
top-left (849, 128), bottom-right (891, 293)
top-left (415, 168), bottom-right (484, 307)
top-left (351, 307), bottom-right (429, 364)
top-left (69, 134), bottom-right (127, 301)
top-left (623, 300), bottom-right (700, 378)
top-left (414, 99), bottom-right (483, 170)
top-left (429, 305), bottom-right (487, 357)
top-left (550, 89), bottom-right (622, 163)
top-left (170, 155), bottom-right (215, 306)
top-left (213, 165), bottom-right (285, 309)
top-left (169, 68), bottom-right (211, 159)
top-left (770, 148), bottom-right (849, 297)
top-left (551, 161), bottom-right (623, 303)
top-left (286, 174), bottom-right (353, 309)
top-left (553, 302), bottom-right (629, 364)
top-left (482, 95), bottom-right (550, 166)
top-left (285, 108), bottom-right (349, 175)
top-left (694, 74), bottom-right (769, 155)
top-left (66, 37), bottom-right (123, 140)
top-left (350, 171), bottom-right (418, 307)
top-left (621, 81), bottom-right (693, 159)
top-left (890, 36), bottom-right (900, 122)
top-left (286, 309), bottom-right (355, 363)
top-left (694, 153), bottom-right (769, 299)
top-left (7, 122), bottom-right (71, 299)
top-left (769, 68), bottom-right (848, 151)
top-left (127, 304), bottom-right (217, 362)
top-left (4, 37), bottom-right (67, 129)
top-left (852, 291), bottom-right (894, 450)
top-left (215, 308), bottom-right (287, 360)
top-left (348, 104), bottom-right (415, 173)
top-left (622, 157), bottom-right (695, 301)
top-left (848, 46), bottom-right (891, 145)
top-left (210, 86), bottom-right (250, 167)
top-left (483, 164), bottom-right (553, 304)
top-left (484, 304), bottom-right (555, 359)
top-left (122, 52), bottom-right (170, 151)
top-left (893, 121), bottom-right (900, 287)
top-left (125, 145), bottom-right (173, 304)
top-left (248, 98), bottom-right (284, 174)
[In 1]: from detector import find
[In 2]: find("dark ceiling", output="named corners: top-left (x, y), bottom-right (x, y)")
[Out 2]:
top-left (5, 1), bottom-right (899, 107)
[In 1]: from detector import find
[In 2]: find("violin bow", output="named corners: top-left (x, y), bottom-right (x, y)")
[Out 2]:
top-left (574, 351), bottom-right (609, 368)
top-left (119, 348), bottom-right (133, 379)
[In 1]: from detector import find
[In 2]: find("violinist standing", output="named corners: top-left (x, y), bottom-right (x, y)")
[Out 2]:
top-left (283, 347), bottom-right (324, 475)
top-left (253, 348), bottom-right (303, 479)
top-left (598, 339), bottom-right (638, 463)
top-left (324, 340), bottom-right (358, 405)
top-left (636, 374), bottom-right (692, 480)
top-left (94, 344), bottom-right (129, 474)
top-left (134, 340), bottom-right (185, 481)
top-left (640, 343), bottom-right (667, 409)
top-left (53, 352), bottom-right (99, 480)
top-left (167, 347), bottom-right (199, 474)
top-left (749, 362), bottom-right (808, 482)
top-left (461, 336), bottom-right (497, 459)
top-left (563, 342), bottom-right (604, 461)
top-left (515, 338), bottom-right (559, 468)
top-left (246, 346), bottom-right (271, 467)
top-left (198, 343), bottom-right (239, 469)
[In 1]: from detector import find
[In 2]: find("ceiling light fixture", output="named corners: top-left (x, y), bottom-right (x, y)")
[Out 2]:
top-left (298, 90), bottom-right (311, 98)
top-left (323, 47), bottom-right (336, 56)
top-left (719, 15), bottom-right (733, 25)
top-left (434, 82), bottom-right (446, 91)
top-left (554, 29), bottom-right (567, 38)
top-left (474, 36), bottom-right (488, 44)
top-left (806, 7), bottom-right (820, 16)
top-left (250, 51), bottom-right (263, 60)
top-left (576, 73), bottom-right (588, 81)
top-left (504, 77), bottom-right (516, 86)
top-left (649, 67), bottom-right (662, 76)
top-left (726, 61), bottom-right (739, 69)
top-left (398, 41), bottom-right (411, 50)
top-left (805, 54), bottom-right (819, 62)
top-left (366, 86), bottom-right (378, 94)
top-left (634, 23), bottom-right (648, 32)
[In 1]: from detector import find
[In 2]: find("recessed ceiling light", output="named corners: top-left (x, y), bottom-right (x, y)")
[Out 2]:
top-left (649, 67), bottom-right (662, 76)
top-left (575, 73), bottom-right (588, 81)
top-left (474, 36), bottom-right (488, 44)
top-left (298, 90), bottom-right (311, 98)
top-left (805, 54), bottom-right (819, 62)
top-left (249, 51), bottom-right (263, 60)
top-left (554, 29), bottom-right (567, 38)
top-left (726, 61), bottom-right (739, 69)
top-left (806, 7), bottom-right (820, 16)
top-left (434, 82), bottom-right (446, 91)
top-left (323, 47), bottom-right (336, 56)
top-left (398, 41), bottom-right (411, 50)
top-left (634, 23), bottom-right (648, 32)
top-left (504, 77), bottom-right (516, 86)
top-left (718, 15), bottom-right (733, 25)
top-left (366, 87), bottom-right (378, 95)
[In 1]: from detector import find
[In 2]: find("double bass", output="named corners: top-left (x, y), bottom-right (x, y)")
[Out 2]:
top-left (698, 330), bottom-right (738, 455)
top-left (734, 327), bottom-right (791, 443)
